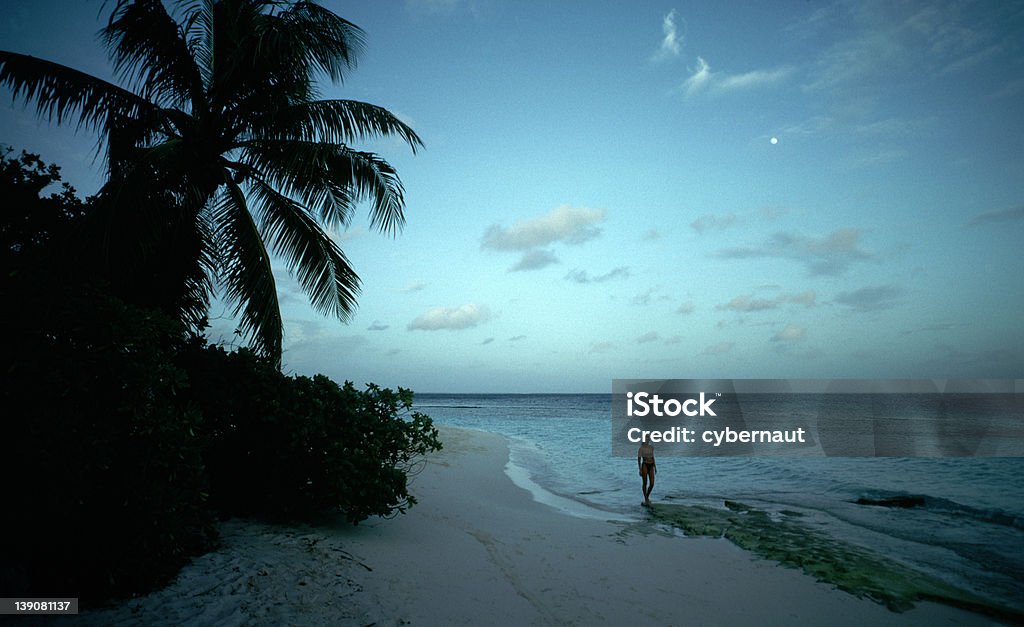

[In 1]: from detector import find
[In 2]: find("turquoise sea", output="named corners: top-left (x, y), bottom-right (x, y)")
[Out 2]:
top-left (416, 393), bottom-right (1024, 613)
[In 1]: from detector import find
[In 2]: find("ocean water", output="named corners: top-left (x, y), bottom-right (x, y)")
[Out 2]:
top-left (414, 393), bottom-right (1024, 611)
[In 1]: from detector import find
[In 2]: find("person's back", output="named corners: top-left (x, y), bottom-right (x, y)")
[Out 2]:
top-left (637, 437), bottom-right (656, 505)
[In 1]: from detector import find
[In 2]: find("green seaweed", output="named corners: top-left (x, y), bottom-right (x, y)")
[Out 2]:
top-left (648, 502), bottom-right (1021, 621)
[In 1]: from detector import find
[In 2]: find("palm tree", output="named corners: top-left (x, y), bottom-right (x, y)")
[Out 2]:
top-left (0, 0), bottom-right (421, 363)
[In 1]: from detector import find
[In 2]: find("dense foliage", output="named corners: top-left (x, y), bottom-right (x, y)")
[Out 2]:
top-left (0, 150), bottom-right (441, 603)
top-left (181, 344), bottom-right (442, 523)
top-left (1, 149), bottom-right (215, 599)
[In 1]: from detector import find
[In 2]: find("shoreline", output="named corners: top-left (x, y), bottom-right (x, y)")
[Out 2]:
top-left (76, 426), bottom-right (993, 625)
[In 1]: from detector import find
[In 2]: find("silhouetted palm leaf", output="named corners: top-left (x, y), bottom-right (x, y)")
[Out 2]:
top-left (0, 0), bottom-right (420, 363)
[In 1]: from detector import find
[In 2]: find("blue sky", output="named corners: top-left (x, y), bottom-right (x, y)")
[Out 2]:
top-left (3, 0), bottom-right (1023, 392)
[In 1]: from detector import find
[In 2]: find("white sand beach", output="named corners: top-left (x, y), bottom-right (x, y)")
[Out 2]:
top-left (76, 426), bottom-right (990, 625)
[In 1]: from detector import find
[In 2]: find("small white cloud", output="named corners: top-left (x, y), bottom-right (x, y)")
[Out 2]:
top-left (408, 304), bottom-right (491, 330)
top-left (589, 341), bottom-right (615, 354)
top-left (682, 56), bottom-right (712, 95)
top-left (717, 290), bottom-right (817, 312)
top-left (334, 227), bottom-right (365, 242)
top-left (510, 249), bottom-right (559, 272)
top-left (509, 335), bottom-right (527, 342)
top-left (691, 212), bottom-right (738, 233)
top-left (676, 301), bottom-right (695, 315)
top-left (681, 57), bottom-right (790, 97)
top-left (965, 204), bottom-right (1024, 228)
top-left (653, 9), bottom-right (683, 60)
top-left (367, 320), bottom-right (389, 331)
top-left (717, 67), bottom-right (792, 91)
top-left (637, 331), bottom-right (660, 344)
top-left (834, 285), bottom-right (902, 312)
top-left (399, 282), bottom-right (427, 293)
top-left (771, 324), bottom-right (806, 342)
top-left (566, 266), bottom-right (632, 284)
top-left (789, 290), bottom-right (817, 306)
top-left (717, 295), bottom-right (780, 312)
top-left (481, 337), bottom-right (495, 345)
top-left (481, 205), bottom-right (607, 251)
top-left (664, 335), bottom-right (683, 345)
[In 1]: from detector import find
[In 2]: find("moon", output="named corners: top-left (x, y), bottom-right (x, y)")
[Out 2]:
top-left (770, 137), bottom-right (779, 145)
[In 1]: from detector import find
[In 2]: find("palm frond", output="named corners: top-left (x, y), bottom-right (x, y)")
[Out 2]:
top-left (237, 139), bottom-right (356, 229)
top-left (255, 99), bottom-right (422, 152)
top-left (177, 0), bottom-right (216, 93)
top-left (210, 177), bottom-right (283, 361)
top-left (273, 2), bottom-right (365, 83)
top-left (101, 0), bottom-right (204, 107)
top-left (334, 147), bottom-right (407, 237)
top-left (239, 139), bottom-right (409, 236)
top-left (245, 174), bottom-right (360, 322)
top-left (0, 51), bottom-right (159, 132)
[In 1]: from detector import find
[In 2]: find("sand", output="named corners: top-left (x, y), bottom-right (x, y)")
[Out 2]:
top-left (75, 426), bottom-right (991, 625)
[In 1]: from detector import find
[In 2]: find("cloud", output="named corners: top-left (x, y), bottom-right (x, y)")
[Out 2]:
top-left (700, 342), bottom-right (734, 356)
top-left (681, 57), bottom-right (790, 97)
top-left (801, 2), bottom-right (1017, 95)
top-left (509, 335), bottom-right (527, 342)
top-left (481, 337), bottom-right (494, 345)
top-left (834, 285), bottom-right (902, 312)
top-left (676, 301), bottom-right (695, 315)
top-left (589, 341), bottom-right (615, 354)
top-left (334, 227), bottom-right (364, 242)
top-left (682, 56), bottom-right (712, 95)
top-left (965, 205), bottom-right (1024, 228)
top-left (367, 320), bottom-right (389, 331)
top-left (399, 282), bottom-right (427, 293)
top-left (717, 290), bottom-right (817, 312)
top-left (717, 67), bottom-right (793, 91)
top-left (664, 335), bottom-right (683, 345)
top-left (691, 213), bottom-right (738, 233)
top-left (565, 266), bottom-right (632, 284)
top-left (716, 228), bottom-right (872, 276)
top-left (510, 249), bottom-right (559, 272)
top-left (789, 290), bottom-right (817, 306)
top-left (691, 208), bottom-right (783, 234)
top-left (482, 205), bottom-right (607, 251)
top-left (408, 304), bottom-right (491, 330)
top-left (642, 229), bottom-right (661, 241)
top-left (771, 324), bottom-right (806, 342)
top-left (637, 331), bottom-right (660, 344)
top-left (632, 288), bottom-right (656, 306)
top-left (718, 295), bottom-right (780, 312)
top-left (653, 9), bottom-right (683, 60)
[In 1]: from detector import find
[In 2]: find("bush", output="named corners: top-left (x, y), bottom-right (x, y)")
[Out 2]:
top-left (180, 344), bottom-right (442, 523)
top-left (1, 291), bottom-right (217, 602)
top-left (0, 150), bottom-right (216, 602)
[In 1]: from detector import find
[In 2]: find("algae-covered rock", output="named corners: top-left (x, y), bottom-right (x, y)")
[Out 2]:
top-left (647, 502), bottom-right (1018, 620)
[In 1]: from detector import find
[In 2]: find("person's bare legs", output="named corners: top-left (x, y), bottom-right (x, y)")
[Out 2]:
top-left (644, 466), bottom-right (655, 503)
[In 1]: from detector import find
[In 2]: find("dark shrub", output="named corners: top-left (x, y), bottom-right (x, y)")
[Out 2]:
top-left (1, 291), bottom-right (217, 602)
top-left (180, 344), bottom-right (442, 523)
top-left (0, 150), bottom-right (216, 602)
